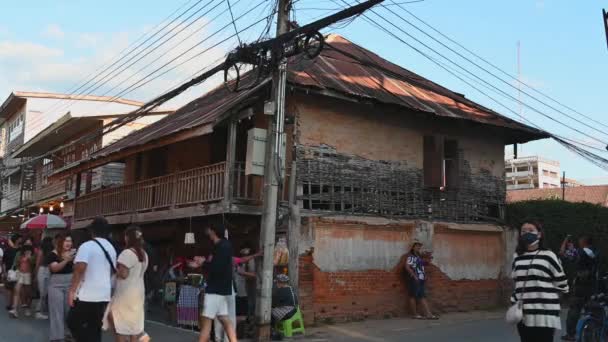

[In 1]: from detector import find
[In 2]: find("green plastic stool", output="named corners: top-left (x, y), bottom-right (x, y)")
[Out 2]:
top-left (276, 307), bottom-right (305, 337)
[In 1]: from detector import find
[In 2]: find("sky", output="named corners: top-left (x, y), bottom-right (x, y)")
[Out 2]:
top-left (0, 0), bottom-right (607, 183)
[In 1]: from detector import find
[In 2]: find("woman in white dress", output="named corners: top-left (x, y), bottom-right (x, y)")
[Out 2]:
top-left (111, 226), bottom-right (149, 342)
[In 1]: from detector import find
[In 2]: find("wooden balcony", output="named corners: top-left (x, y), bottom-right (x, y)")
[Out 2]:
top-left (34, 181), bottom-right (65, 203)
top-left (75, 162), bottom-right (227, 220)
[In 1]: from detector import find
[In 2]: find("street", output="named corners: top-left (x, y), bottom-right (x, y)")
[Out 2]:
top-left (0, 291), bottom-right (567, 342)
top-left (297, 310), bottom-right (569, 342)
top-left (0, 293), bottom-right (200, 342)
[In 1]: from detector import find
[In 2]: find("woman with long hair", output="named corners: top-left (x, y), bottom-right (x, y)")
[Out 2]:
top-left (110, 226), bottom-right (149, 342)
top-left (47, 234), bottom-right (75, 342)
top-left (34, 236), bottom-right (54, 319)
top-left (511, 220), bottom-right (569, 342)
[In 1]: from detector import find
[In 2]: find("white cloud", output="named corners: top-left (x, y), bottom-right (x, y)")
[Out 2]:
top-left (42, 24), bottom-right (65, 40)
top-left (0, 21), bottom-right (233, 110)
top-left (0, 41), bottom-right (63, 59)
top-left (75, 33), bottom-right (103, 48)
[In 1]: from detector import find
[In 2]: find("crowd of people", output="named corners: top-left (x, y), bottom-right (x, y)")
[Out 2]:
top-left (0, 218), bottom-right (300, 342)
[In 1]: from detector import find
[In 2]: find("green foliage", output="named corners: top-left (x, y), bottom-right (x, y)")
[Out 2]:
top-left (506, 200), bottom-right (608, 269)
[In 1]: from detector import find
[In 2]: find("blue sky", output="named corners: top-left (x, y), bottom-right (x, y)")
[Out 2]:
top-left (1, 0), bottom-right (607, 183)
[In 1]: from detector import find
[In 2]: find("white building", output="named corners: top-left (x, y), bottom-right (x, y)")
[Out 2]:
top-left (505, 156), bottom-right (561, 190)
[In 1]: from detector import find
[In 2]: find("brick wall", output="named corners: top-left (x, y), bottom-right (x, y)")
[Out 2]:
top-left (424, 264), bottom-right (503, 312)
top-left (298, 252), bottom-right (504, 324)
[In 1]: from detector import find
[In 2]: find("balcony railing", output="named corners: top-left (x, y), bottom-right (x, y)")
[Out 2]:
top-left (75, 162), bottom-right (226, 220)
top-left (34, 181), bottom-right (65, 203)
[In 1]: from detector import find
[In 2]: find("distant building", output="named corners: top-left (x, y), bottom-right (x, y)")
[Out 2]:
top-left (505, 156), bottom-right (561, 190)
top-left (507, 185), bottom-right (608, 207)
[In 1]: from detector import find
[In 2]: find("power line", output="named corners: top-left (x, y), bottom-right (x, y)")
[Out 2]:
top-left (381, 0), bottom-right (608, 139)
top-left (393, 2), bottom-right (608, 131)
top-left (226, 0), bottom-right (242, 45)
top-left (0, 4), bottom-right (272, 174)
top-left (328, 0), bottom-right (608, 170)
top-left (106, 0), bottom-right (269, 104)
top-left (93, 0), bottom-right (229, 100)
top-left (336, 0), bottom-right (608, 147)
top-left (50, 0), bottom-right (219, 116)
top-left (42, 0), bottom-right (208, 116)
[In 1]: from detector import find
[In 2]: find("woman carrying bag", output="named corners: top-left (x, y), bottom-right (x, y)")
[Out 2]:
top-left (108, 226), bottom-right (149, 342)
top-left (508, 220), bottom-right (569, 342)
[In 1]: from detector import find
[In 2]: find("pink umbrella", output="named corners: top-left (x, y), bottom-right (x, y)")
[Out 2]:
top-left (20, 214), bottom-right (68, 230)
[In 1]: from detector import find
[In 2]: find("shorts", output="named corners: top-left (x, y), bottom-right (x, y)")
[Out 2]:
top-left (407, 279), bottom-right (426, 299)
top-left (202, 294), bottom-right (230, 319)
top-left (17, 272), bottom-right (32, 286)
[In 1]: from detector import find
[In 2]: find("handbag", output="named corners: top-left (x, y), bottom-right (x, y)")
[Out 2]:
top-left (506, 250), bottom-right (540, 325)
top-left (6, 269), bottom-right (17, 283)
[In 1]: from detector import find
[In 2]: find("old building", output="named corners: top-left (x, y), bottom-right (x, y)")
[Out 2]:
top-left (51, 35), bottom-right (547, 322)
top-left (0, 91), bottom-right (169, 228)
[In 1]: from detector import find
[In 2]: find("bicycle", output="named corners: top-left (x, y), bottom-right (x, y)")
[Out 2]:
top-left (576, 272), bottom-right (608, 342)
top-left (576, 292), bottom-right (608, 342)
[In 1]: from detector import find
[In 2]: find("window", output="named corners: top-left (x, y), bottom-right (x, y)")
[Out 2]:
top-left (423, 136), bottom-right (459, 189)
top-left (505, 167), bottom-right (513, 173)
top-left (40, 159), bottom-right (54, 186)
top-left (8, 113), bottom-right (24, 142)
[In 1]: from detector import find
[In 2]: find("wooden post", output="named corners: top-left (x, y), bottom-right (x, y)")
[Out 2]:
top-left (75, 173), bottom-right (82, 198)
top-left (223, 120), bottom-right (237, 208)
top-left (287, 161), bottom-right (300, 291)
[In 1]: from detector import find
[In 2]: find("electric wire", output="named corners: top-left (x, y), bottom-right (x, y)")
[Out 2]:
top-left (50, 0), bottom-right (220, 117)
top-left (334, 0), bottom-right (608, 147)
top-left (42, 0), bottom-right (209, 116)
top-left (227, 0), bottom-right (243, 45)
top-left (327, 0), bottom-right (608, 169)
top-left (392, 2), bottom-right (608, 131)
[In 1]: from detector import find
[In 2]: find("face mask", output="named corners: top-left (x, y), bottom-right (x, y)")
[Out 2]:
top-left (521, 232), bottom-right (539, 246)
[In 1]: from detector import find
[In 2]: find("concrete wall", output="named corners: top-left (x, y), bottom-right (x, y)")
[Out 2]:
top-left (294, 94), bottom-right (506, 178)
top-left (313, 219), bottom-right (414, 272)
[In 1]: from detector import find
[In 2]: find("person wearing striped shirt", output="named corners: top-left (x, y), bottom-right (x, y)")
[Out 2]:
top-left (511, 220), bottom-right (569, 342)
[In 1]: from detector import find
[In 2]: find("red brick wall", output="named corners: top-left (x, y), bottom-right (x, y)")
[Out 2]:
top-left (425, 264), bottom-right (502, 312)
top-left (298, 253), bottom-right (503, 324)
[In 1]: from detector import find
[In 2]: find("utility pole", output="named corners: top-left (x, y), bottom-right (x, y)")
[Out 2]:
top-left (256, 0), bottom-right (291, 340)
top-left (562, 171), bottom-right (566, 200)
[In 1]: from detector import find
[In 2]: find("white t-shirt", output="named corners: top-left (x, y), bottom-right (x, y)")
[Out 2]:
top-left (74, 238), bottom-right (117, 302)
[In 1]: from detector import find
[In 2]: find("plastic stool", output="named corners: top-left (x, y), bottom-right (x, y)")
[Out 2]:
top-left (276, 307), bottom-right (305, 337)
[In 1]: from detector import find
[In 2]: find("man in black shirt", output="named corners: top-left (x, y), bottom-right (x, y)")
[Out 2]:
top-left (199, 224), bottom-right (237, 342)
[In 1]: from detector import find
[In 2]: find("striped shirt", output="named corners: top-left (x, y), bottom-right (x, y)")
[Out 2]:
top-left (511, 249), bottom-right (569, 329)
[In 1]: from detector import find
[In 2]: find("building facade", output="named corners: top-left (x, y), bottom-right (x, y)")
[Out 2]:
top-left (0, 92), bottom-right (168, 228)
top-left (50, 35), bottom-right (547, 323)
top-left (505, 156), bottom-right (561, 190)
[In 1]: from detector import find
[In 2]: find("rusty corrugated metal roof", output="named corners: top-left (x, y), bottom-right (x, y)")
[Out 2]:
top-left (67, 34), bottom-right (545, 168)
top-left (290, 34), bottom-right (542, 133)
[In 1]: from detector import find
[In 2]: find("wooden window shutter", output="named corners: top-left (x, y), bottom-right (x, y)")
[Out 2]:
top-left (423, 136), bottom-right (443, 188)
top-left (444, 139), bottom-right (460, 189)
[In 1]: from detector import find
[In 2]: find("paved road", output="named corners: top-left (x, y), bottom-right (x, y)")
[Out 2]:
top-left (0, 292), bottom-right (566, 342)
top-left (296, 311), bottom-right (568, 342)
top-left (0, 293), bottom-right (200, 342)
